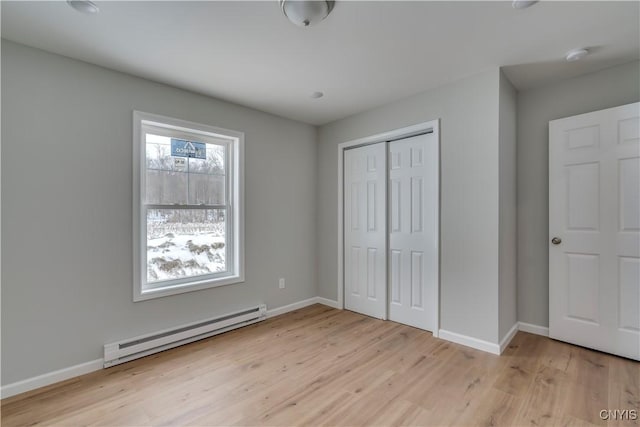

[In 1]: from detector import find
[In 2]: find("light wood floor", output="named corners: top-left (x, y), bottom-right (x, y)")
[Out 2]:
top-left (2, 304), bottom-right (639, 426)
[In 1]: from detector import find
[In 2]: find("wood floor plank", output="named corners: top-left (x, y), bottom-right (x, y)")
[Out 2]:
top-left (608, 353), bottom-right (640, 427)
top-left (563, 346), bottom-right (610, 426)
top-left (492, 332), bottom-right (547, 398)
top-left (455, 388), bottom-right (523, 427)
top-left (512, 365), bottom-right (572, 426)
top-left (2, 305), bottom-right (637, 427)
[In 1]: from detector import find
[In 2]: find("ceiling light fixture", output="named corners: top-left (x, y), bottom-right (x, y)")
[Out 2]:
top-left (280, 0), bottom-right (335, 27)
top-left (67, 0), bottom-right (100, 14)
top-left (310, 91), bottom-right (324, 99)
top-left (565, 48), bottom-right (589, 62)
top-left (512, 0), bottom-right (538, 9)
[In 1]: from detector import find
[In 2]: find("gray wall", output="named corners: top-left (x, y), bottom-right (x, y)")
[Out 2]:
top-left (498, 71), bottom-right (518, 340)
top-left (1, 40), bottom-right (317, 385)
top-left (517, 60), bottom-right (640, 327)
top-left (318, 69), bottom-right (503, 343)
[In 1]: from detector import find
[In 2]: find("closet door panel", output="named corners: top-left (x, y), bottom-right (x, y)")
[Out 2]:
top-left (388, 133), bottom-right (437, 331)
top-left (344, 143), bottom-right (387, 319)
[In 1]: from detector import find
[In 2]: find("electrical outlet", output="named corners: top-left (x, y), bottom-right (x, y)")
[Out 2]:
top-left (279, 278), bottom-right (285, 289)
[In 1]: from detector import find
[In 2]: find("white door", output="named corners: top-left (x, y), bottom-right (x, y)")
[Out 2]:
top-left (388, 133), bottom-right (438, 331)
top-left (549, 102), bottom-right (640, 360)
top-left (344, 143), bottom-right (387, 319)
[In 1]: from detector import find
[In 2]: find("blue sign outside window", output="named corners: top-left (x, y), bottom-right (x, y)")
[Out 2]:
top-left (171, 138), bottom-right (206, 159)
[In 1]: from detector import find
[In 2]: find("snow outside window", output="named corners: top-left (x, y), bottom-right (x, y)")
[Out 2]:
top-left (133, 112), bottom-right (244, 301)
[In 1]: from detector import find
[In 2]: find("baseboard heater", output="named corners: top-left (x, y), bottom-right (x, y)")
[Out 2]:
top-left (103, 304), bottom-right (267, 367)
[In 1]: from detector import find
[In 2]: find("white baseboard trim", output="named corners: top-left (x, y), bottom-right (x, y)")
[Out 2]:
top-left (266, 297), bottom-right (342, 319)
top-left (499, 323), bottom-right (519, 353)
top-left (265, 297), bottom-right (319, 318)
top-left (1, 358), bottom-right (103, 400)
top-left (438, 329), bottom-right (501, 355)
top-left (518, 321), bottom-right (549, 337)
top-left (315, 297), bottom-right (341, 309)
top-left (439, 322), bottom-right (551, 356)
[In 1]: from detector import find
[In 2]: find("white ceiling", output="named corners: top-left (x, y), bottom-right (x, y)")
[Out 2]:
top-left (2, 1), bottom-right (638, 125)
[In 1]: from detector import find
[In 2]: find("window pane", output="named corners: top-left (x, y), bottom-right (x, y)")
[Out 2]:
top-left (146, 170), bottom-right (188, 205)
top-left (190, 144), bottom-right (225, 175)
top-left (188, 173), bottom-right (225, 205)
top-left (145, 133), bottom-right (226, 205)
top-left (146, 209), bottom-right (226, 284)
top-left (146, 135), bottom-right (176, 171)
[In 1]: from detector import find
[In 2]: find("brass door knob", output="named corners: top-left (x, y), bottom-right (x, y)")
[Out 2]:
top-left (551, 237), bottom-right (562, 245)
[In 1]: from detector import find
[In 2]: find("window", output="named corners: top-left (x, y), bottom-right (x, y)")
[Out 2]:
top-left (133, 111), bottom-right (244, 301)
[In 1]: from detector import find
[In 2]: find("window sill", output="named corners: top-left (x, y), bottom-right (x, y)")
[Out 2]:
top-left (134, 274), bottom-right (244, 302)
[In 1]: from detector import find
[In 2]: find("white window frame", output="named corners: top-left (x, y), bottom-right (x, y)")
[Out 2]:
top-left (133, 111), bottom-right (244, 301)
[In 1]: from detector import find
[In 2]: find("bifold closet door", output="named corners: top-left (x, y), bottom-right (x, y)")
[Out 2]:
top-left (388, 133), bottom-right (438, 331)
top-left (344, 143), bottom-right (387, 319)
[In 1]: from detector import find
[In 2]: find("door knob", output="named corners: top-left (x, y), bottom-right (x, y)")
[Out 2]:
top-left (551, 237), bottom-right (562, 245)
